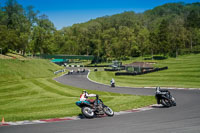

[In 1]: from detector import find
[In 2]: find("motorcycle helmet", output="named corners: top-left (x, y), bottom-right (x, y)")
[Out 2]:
top-left (156, 86), bottom-right (160, 89)
top-left (82, 90), bottom-right (87, 93)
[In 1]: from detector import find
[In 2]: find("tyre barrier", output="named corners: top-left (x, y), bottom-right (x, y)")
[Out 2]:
top-left (115, 66), bottom-right (168, 76)
top-left (104, 66), bottom-right (125, 71)
top-left (68, 69), bottom-right (86, 75)
top-left (66, 65), bottom-right (84, 67)
top-left (85, 65), bottom-right (109, 67)
top-left (104, 69), bottom-right (119, 71)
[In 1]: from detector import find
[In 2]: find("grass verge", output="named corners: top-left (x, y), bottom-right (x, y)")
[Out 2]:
top-left (0, 58), bottom-right (155, 122)
top-left (88, 54), bottom-right (200, 88)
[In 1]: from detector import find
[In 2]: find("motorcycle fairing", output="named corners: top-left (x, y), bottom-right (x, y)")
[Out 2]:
top-left (76, 101), bottom-right (90, 107)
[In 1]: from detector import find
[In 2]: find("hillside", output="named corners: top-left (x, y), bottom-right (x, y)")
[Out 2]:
top-left (0, 59), bottom-right (62, 83)
top-left (57, 2), bottom-right (200, 61)
top-left (1, 1), bottom-right (200, 60)
top-left (89, 54), bottom-right (200, 88)
top-left (0, 59), bottom-right (155, 122)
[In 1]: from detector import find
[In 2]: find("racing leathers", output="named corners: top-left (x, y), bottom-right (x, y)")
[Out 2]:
top-left (80, 92), bottom-right (96, 102)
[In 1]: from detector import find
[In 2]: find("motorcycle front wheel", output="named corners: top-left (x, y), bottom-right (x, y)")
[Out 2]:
top-left (171, 97), bottom-right (176, 106)
top-left (103, 106), bottom-right (114, 116)
top-left (82, 106), bottom-right (94, 118)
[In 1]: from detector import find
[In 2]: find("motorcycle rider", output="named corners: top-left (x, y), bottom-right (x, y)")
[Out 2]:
top-left (80, 90), bottom-right (97, 104)
top-left (156, 86), bottom-right (171, 104)
top-left (76, 91), bottom-right (114, 118)
top-left (156, 86), bottom-right (170, 94)
top-left (110, 78), bottom-right (115, 86)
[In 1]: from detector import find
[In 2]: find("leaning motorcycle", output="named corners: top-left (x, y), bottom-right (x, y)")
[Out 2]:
top-left (76, 95), bottom-right (114, 118)
top-left (111, 82), bottom-right (115, 87)
top-left (155, 87), bottom-right (176, 107)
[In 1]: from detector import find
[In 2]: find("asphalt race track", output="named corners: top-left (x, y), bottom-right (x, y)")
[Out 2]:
top-left (1, 70), bottom-right (200, 133)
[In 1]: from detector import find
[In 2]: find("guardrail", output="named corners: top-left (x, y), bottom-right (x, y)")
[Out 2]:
top-left (85, 65), bottom-right (109, 67)
top-left (54, 69), bottom-right (65, 75)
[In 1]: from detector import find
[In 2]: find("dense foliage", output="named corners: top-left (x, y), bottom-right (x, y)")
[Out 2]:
top-left (1, 0), bottom-right (200, 60)
top-left (0, 0), bottom-right (55, 55)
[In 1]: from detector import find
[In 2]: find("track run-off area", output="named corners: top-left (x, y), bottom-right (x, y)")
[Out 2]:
top-left (1, 70), bottom-right (200, 133)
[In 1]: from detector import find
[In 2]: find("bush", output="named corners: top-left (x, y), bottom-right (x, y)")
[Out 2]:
top-left (121, 56), bottom-right (130, 61)
top-left (144, 57), bottom-right (153, 60)
top-left (153, 55), bottom-right (168, 60)
top-left (144, 55), bottom-right (168, 60)
top-left (104, 69), bottom-right (119, 71)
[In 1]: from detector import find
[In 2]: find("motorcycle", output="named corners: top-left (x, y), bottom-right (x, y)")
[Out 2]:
top-left (110, 79), bottom-right (115, 87)
top-left (111, 82), bottom-right (115, 87)
top-left (76, 95), bottom-right (114, 118)
top-left (155, 87), bottom-right (176, 107)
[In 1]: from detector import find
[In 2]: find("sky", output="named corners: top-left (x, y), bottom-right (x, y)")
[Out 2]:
top-left (2, 0), bottom-right (200, 29)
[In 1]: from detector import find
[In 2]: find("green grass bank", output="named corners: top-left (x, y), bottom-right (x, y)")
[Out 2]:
top-left (0, 59), bottom-right (155, 122)
top-left (89, 54), bottom-right (200, 88)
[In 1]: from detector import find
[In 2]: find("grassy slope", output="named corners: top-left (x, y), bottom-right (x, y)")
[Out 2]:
top-left (0, 59), bottom-right (155, 121)
top-left (89, 54), bottom-right (200, 88)
top-left (0, 59), bottom-right (62, 82)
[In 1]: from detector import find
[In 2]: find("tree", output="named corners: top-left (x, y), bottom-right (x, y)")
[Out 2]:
top-left (186, 9), bottom-right (200, 28)
top-left (1, 1), bottom-right (200, 58)
top-left (26, 6), bottom-right (38, 26)
top-left (168, 16), bottom-right (187, 57)
top-left (102, 28), bottom-right (117, 58)
top-left (158, 19), bottom-right (170, 55)
top-left (4, 0), bottom-right (24, 29)
top-left (149, 31), bottom-right (159, 57)
top-left (117, 26), bottom-right (136, 57)
top-left (136, 27), bottom-right (150, 56)
top-left (31, 14), bottom-right (55, 54)
top-left (0, 25), bottom-right (19, 53)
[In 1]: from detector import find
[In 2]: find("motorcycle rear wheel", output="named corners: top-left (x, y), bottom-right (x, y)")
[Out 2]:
top-left (82, 106), bottom-right (94, 118)
top-left (104, 106), bottom-right (114, 116)
top-left (161, 99), bottom-right (171, 107)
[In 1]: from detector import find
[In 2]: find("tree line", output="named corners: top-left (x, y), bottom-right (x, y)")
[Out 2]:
top-left (1, 0), bottom-right (200, 60)
top-left (0, 0), bottom-right (55, 55)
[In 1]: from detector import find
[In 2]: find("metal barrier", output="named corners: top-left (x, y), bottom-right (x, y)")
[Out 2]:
top-left (54, 69), bottom-right (65, 75)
